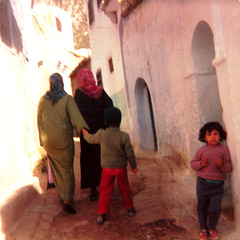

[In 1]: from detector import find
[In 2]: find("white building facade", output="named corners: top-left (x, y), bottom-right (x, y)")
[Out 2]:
top-left (84, 0), bottom-right (240, 233)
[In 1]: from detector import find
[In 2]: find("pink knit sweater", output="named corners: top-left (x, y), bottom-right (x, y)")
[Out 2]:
top-left (191, 143), bottom-right (232, 181)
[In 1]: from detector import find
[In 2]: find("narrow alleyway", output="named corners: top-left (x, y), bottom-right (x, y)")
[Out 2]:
top-left (2, 141), bottom-right (235, 240)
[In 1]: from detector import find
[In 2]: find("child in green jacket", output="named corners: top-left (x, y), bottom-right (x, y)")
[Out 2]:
top-left (82, 107), bottom-right (137, 224)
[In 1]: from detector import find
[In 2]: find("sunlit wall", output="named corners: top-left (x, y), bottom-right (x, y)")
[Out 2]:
top-left (0, 1), bottom-right (76, 200)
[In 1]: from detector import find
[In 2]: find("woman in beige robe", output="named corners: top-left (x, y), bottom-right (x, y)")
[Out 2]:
top-left (37, 73), bottom-right (88, 214)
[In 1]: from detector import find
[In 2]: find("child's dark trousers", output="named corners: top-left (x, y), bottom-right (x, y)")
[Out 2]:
top-left (196, 177), bottom-right (224, 230)
top-left (98, 168), bottom-right (133, 214)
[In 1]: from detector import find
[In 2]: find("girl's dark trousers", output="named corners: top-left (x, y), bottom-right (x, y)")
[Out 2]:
top-left (196, 177), bottom-right (224, 230)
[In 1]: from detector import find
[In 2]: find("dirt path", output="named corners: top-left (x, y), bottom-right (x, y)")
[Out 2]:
top-left (5, 143), bottom-right (235, 240)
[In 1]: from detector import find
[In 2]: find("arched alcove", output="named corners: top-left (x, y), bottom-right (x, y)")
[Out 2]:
top-left (135, 78), bottom-right (157, 151)
top-left (191, 21), bottom-right (223, 126)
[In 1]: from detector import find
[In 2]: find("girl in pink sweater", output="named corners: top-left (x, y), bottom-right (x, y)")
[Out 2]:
top-left (191, 122), bottom-right (232, 240)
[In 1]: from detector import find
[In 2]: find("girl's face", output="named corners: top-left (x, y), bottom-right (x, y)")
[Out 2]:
top-left (204, 129), bottom-right (220, 146)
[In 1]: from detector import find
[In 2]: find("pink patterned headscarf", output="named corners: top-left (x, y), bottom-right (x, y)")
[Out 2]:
top-left (77, 68), bottom-right (103, 100)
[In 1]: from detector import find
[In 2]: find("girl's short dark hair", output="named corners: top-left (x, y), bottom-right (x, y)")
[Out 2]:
top-left (198, 121), bottom-right (227, 143)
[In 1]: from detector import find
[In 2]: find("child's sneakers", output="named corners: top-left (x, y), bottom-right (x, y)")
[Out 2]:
top-left (209, 229), bottom-right (219, 240)
top-left (199, 230), bottom-right (208, 240)
top-left (127, 207), bottom-right (136, 218)
top-left (96, 214), bottom-right (106, 225)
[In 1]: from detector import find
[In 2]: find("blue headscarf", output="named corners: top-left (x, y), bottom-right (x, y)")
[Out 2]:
top-left (44, 73), bottom-right (66, 104)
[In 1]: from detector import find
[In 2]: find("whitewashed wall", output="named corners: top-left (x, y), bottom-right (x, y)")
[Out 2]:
top-left (120, 0), bottom-right (240, 231)
top-left (0, 1), bottom-right (77, 204)
top-left (85, 0), bottom-right (240, 232)
top-left (0, 0), bottom-right (42, 195)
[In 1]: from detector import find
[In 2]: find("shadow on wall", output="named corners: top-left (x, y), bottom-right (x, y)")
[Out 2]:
top-left (1, 185), bottom-right (40, 238)
top-left (0, 0), bottom-right (23, 53)
top-left (0, 157), bottom-right (48, 238)
top-left (111, 89), bottom-right (130, 130)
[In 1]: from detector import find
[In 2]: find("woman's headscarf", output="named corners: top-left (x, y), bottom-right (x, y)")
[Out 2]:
top-left (44, 73), bottom-right (66, 104)
top-left (77, 68), bottom-right (103, 100)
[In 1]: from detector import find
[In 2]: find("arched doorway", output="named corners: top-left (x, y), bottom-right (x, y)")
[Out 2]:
top-left (191, 21), bottom-right (223, 126)
top-left (135, 78), bottom-right (157, 151)
top-left (192, 21), bottom-right (233, 208)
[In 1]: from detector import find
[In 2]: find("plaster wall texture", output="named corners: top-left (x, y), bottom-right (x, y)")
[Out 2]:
top-left (0, 0), bottom-right (42, 195)
top-left (122, 0), bottom-right (194, 157)
top-left (120, 0), bottom-right (239, 154)
top-left (120, 0), bottom-right (240, 228)
top-left (84, 0), bottom-right (131, 131)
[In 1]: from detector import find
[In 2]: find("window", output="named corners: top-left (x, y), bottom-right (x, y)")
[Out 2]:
top-left (108, 57), bottom-right (114, 73)
top-left (55, 17), bottom-right (62, 32)
top-left (62, 65), bottom-right (68, 73)
top-left (88, 0), bottom-right (95, 25)
top-left (96, 69), bottom-right (103, 87)
top-left (0, 0), bottom-right (11, 47)
top-left (37, 60), bottom-right (43, 68)
top-left (56, 61), bottom-right (62, 70)
top-left (97, 0), bottom-right (102, 8)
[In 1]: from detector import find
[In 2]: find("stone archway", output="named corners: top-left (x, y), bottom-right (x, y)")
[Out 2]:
top-left (191, 21), bottom-right (223, 126)
top-left (135, 78), bottom-right (157, 151)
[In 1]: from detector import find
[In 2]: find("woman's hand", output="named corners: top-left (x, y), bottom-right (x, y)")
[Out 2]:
top-left (82, 128), bottom-right (88, 135)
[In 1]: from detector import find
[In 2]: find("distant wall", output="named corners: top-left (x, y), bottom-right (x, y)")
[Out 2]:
top-left (34, 0), bottom-right (89, 49)
top-left (84, 0), bottom-right (132, 132)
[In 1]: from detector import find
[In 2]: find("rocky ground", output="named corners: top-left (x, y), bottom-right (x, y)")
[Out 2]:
top-left (1, 142), bottom-right (235, 240)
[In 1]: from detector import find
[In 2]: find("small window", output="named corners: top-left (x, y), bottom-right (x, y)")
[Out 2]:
top-left (88, 0), bottom-right (95, 25)
top-left (63, 65), bottom-right (68, 73)
top-left (97, 0), bottom-right (102, 8)
top-left (55, 17), bottom-right (62, 32)
top-left (96, 69), bottom-right (103, 87)
top-left (108, 57), bottom-right (114, 73)
top-left (56, 61), bottom-right (61, 70)
top-left (37, 60), bottom-right (43, 68)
